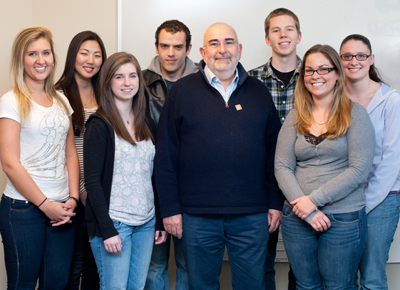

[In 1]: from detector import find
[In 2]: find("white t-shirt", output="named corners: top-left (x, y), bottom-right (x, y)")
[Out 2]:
top-left (0, 90), bottom-right (73, 202)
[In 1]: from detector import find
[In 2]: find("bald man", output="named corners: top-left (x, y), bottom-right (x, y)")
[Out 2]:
top-left (154, 23), bottom-right (283, 289)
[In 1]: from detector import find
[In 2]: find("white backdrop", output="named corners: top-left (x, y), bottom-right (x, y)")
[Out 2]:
top-left (119, 0), bottom-right (400, 90)
top-left (119, 0), bottom-right (400, 262)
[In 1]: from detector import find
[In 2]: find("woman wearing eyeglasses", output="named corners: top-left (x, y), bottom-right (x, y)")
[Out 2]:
top-left (275, 44), bottom-right (375, 290)
top-left (340, 34), bottom-right (400, 290)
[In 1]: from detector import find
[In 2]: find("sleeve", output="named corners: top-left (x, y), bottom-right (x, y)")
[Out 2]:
top-left (154, 90), bottom-right (183, 218)
top-left (264, 93), bottom-right (284, 211)
top-left (274, 111), bottom-right (318, 223)
top-left (364, 90), bottom-right (400, 213)
top-left (0, 92), bottom-right (21, 123)
top-left (308, 104), bottom-right (376, 207)
top-left (84, 118), bottom-right (118, 240)
top-left (79, 180), bottom-right (85, 195)
top-left (57, 91), bottom-right (74, 116)
top-left (146, 112), bottom-right (164, 231)
top-left (274, 111), bottom-right (307, 202)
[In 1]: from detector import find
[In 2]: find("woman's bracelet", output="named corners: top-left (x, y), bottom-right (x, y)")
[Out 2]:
top-left (69, 196), bottom-right (79, 206)
top-left (37, 197), bottom-right (47, 208)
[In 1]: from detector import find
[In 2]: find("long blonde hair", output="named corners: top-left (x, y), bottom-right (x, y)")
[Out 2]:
top-left (10, 25), bottom-right (69, 122)
top-left (294, 44), bottom-right (352, 139)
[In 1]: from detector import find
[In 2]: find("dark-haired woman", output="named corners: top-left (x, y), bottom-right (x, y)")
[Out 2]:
top-left (56, 30), bottom-right (107, 289)
top-left (275, 44), bottom-right (375, 289)
top-left (84, 52), bottom-right (166, 289)
top-left (340, 34), bottom-right (400, 290)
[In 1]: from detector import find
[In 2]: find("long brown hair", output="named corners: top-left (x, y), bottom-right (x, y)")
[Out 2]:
top-left (294, 44), bottom-right (352, 139)
top-left (10, 25), bottom-right (69, 122)
top-left (340, 34), bottom-right (385, 84)
top-left (56, 31), bottom-right (107, 136)
top-left (97, 52), bottom-right (152, 145)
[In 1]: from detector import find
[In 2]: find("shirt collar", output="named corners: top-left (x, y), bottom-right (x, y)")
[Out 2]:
top-left (204, 65), bottom-right (239, 86)
top-left (265, 55), bottom-right (302, 79)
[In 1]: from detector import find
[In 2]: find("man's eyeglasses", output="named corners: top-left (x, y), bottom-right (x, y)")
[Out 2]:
top-left (340, 54), bottom-right (371, 61)
top-left (204, 40), bottom-right (237, 49)
top-left (302, 67), bottom-right (337, 76)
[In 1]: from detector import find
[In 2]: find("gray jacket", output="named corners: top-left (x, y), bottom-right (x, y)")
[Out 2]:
top-left (275, 103), bottom-right (375, 223)
top-left (142, 56), bottom-right (198, 124)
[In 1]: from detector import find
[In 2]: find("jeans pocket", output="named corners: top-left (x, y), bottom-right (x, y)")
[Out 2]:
top-left (10, 199), bottom-right (35, 213)
top-left (330, 211), bottom-right (360, 225)
top-left (112, 219), bottom-right (123, 230)
top-left (282, 204), bottom-right (294, 219)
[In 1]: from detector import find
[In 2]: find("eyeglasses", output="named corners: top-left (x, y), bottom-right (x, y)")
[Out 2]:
top-left (204, 40), bottom-right (237, 49)
top-left (340, 54), bottom-right (371, 61)
top-left (302, 67), bottom-right (336, 76)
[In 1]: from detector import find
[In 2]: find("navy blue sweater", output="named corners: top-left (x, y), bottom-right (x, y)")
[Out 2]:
top-left (155, 60), bottom-right (284, 218)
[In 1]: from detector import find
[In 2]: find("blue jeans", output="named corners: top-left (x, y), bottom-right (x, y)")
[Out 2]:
top-left (281, 204), bottom-right (367, 290)
top-left (265, 226), bottom-right (278, 290)
top-left (145, 234), bottom-right (188, 290)
top-left (181, 212), bottom-right (269, 290)
top-left (359, 193), bottom-right (400, 290)
top-left (90, 217), bottom-right (155, 290)
top-left (0, 194), bottom-right (75, 290)
top-left (65, 202), bottom-right (99, 290)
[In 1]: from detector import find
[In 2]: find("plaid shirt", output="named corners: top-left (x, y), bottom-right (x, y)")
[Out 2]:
top-left (248, 56), bottom-right (302, 124)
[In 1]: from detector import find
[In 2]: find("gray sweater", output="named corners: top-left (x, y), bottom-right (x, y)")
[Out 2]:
top-left (275, 103), bottom-right (375, 223)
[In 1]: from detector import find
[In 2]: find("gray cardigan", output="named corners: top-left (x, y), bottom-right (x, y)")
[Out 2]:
top-left (275, 103), bottom-right (375, 223)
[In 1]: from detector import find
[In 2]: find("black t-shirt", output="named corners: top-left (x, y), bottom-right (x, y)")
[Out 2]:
top-left (271, 65), bottom-right (295, 87)
top-left (165, 79), bottom-right (175, 90)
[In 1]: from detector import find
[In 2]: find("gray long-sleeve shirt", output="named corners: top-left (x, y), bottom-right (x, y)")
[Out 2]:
top-left (275, 103), bottom-right (375, 223)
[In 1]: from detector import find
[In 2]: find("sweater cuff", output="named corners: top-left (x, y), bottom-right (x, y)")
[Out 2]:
top-left (309, 188), bottom-right (332, 207)
top-left (304, 211), bottom-right (317, 224)
top-left (160, 203), bottom-right (183, 219)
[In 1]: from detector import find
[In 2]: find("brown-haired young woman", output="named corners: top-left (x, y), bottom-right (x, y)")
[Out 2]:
top-left (341, 34), bottom-right (400, 290)
top-left (83, 52), bottom-right (166, 289)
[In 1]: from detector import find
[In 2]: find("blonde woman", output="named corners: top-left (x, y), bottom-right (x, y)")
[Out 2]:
top-left (275, 44), bottom-right (375, 290)
top-left (0, 26), bottom-right (79, 289)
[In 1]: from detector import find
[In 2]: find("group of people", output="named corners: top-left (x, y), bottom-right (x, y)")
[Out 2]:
top-left (0, 7), bottom-right (399, 290)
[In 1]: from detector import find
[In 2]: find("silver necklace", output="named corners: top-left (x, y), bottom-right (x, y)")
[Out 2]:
top-left (312, 111), bottom-right (327, 125)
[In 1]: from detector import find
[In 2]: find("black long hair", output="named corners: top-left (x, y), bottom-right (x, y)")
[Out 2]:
top-left (56, 31), bottom-right (107, 136)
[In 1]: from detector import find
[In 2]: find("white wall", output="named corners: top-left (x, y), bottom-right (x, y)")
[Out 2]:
top-left (120, 0), bottom-right (400, 90)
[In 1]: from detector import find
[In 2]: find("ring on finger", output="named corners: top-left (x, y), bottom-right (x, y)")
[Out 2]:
top-left (295, 211), bottom-right (300, 215)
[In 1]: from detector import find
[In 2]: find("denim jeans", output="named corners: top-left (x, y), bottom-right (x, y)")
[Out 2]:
top-left (65, 202), bottom-right (99, 290)
top-left (145, 234), bottom-right (188, 290)
top-left (0, 194), bottom-right (75, 290)
top-left (181, 212), bottom-right (269, 290)
top-left (264, 227), bottom-right (278, 290)
top-left (90, 217), bottom-right (155, 290)
top-left (359, 193), bottom-right (400, 290)
top-left (281, 204), bottom-right (367, 290)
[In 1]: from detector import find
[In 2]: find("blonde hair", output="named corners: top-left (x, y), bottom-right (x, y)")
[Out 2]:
top-left (10, 25), bottom-right (69, 122)
top-left (294, 44), bottom-right (352, 139)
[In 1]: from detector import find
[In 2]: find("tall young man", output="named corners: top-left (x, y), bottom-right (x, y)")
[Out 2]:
top-left (248, 8), bottom-right (302, 290)
top-left (143, 20), bottom-right (198, 290)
